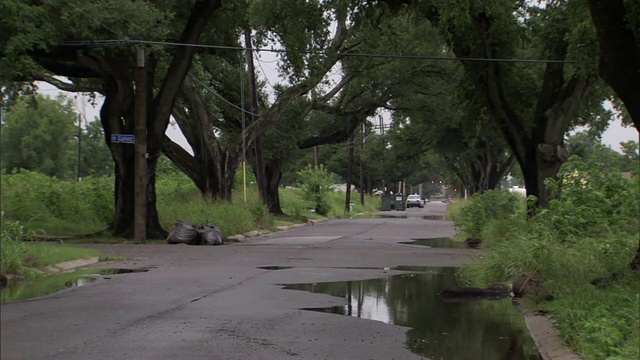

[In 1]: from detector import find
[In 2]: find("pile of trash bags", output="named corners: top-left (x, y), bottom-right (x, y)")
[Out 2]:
top-left (166, 220), bottom-right (225, 245)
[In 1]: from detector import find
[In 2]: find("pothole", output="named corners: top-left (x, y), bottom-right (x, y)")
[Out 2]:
top-left (282, 267), bottom-right (542, 359)
top-left (257, 266), bottom-right (293, 270)
top-left (93, 268), bottom-right (150, 275)
top-left (401, 237), bottom-right (468, 248)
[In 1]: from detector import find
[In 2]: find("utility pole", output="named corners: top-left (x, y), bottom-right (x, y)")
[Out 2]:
top-left (240, 51), bottom-right (247, 203)
top-left (311, 87), bottom-right (319, 168)
top-left (134, 47), bottom-right (147, 243)
top-left (359, 122), bottom-right (365, 206)
top-left (345, 130), bottom-right (354, 213)
top-left (76, 114), bottom-right (82, 182)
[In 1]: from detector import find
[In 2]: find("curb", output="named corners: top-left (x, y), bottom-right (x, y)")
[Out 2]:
top-left (525, 314), bottom-right (583, 360)
top-left (44, 257), bottom-right (100, 273)
top-left (226, 219), bottom-right (328, 243)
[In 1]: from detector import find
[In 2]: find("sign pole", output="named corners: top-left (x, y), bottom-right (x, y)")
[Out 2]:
top-left (134, 48), bottom-right (147, 243)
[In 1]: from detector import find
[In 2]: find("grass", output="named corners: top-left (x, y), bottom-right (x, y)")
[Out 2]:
top-left (1, 171), bottom-right (386, 283)
top-left (451, 184), bottom-right (639, 360)
top-left (543, 276), bottom-right (639, 360)
top-left (21, 244), bottom-right (100, 268)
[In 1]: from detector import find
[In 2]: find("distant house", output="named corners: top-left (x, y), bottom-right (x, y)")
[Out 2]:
top-left (332, 183), bottom-right (356, 192)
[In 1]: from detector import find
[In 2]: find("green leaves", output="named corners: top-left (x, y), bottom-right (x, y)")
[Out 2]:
top-left (1, 94), bottom-right (77, 178)
top-left (248, 0), bottom-right (331, 79)
top-left (296, 164), bottom-right (334, 215)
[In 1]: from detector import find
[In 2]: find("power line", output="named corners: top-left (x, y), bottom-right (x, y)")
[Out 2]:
top-left (187, 73), bottom-right (259, 117)
top-left (61, 39), bottom-right (571, 64)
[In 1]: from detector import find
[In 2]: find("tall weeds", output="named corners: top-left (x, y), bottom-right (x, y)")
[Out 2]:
top-left (452, 157), bottom-right (639, 360)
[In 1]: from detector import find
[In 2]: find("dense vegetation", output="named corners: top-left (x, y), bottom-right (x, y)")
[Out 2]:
top-left (448, 157), bottom-right (639, 360)
top-left (3, 0), bottom-right (637, 238)
top-left (0, 167), bottom-right (380, 279)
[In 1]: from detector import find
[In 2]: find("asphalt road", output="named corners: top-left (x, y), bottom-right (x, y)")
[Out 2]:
top-left (1, 202), bottom-right (477, 360)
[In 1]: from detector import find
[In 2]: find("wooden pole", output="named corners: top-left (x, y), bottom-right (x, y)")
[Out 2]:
top-left (134, 48), bottom-right (147, 243)
top-left (346, 131), bottom-right (354, 213)
top-left (76, 114), bottom-right (82, 181)
top-left (359, 122), bottom-right (365, 205)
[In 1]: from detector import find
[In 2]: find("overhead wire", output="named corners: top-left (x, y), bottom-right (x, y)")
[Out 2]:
top-left (61, 39), bottom-right (572, 64)
top-left (187, 73), bottom-right (259, 117)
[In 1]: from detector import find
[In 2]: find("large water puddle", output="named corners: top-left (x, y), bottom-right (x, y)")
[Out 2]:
top-left (283, 267), bottom-right (542, 359)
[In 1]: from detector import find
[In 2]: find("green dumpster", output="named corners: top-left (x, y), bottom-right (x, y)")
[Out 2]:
top-left (394, 194), bottom-right (406, 211)
top-left (381, 194), bottom-right (393, 211)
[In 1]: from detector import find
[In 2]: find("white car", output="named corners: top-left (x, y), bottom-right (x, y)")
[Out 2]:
top-left (406, 194), bottom-right (424, 208)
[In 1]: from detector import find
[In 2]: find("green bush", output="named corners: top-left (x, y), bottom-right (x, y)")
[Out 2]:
top-left (0, 171), bottom-right (113, 233)
top-left (296, 165), bottom-right (334, 216)
top-left (449, 189), bottom-right (520, 239)
top-left (456, 157), bottom-right (640, 360)
top-left (0, 217), bottom-right (31, 274)
top-left (543, 156), bottom-right (640, 239)
top-left (280, 187), bottom-right (309, 218)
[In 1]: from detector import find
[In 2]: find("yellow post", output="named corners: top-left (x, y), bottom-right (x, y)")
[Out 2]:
top-left (243, 161), bottom-right (247, 202)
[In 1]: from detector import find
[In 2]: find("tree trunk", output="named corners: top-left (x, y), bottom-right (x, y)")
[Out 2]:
top-left (101, 73), bottom-right (168, 239)
top-left (107, 125), bottom-right (167, 239)
top-left (165, 74), bottom-right (245, 202)
top-left (588, 0), bottom-right (640, 131)
top-left (245, 31), bottom-right (267, 204)
top-left (264, 159), bottom-right (284, 215)
top-left (588, 0), bottom-right (640, 271)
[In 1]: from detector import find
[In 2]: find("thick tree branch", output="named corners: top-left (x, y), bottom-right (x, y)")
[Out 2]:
top-left (588, 0), bottom-right (640, 130)
top-left (152, 0), bottom-right (223, 136)
top-left (33, 71), bottom-right (98, 93)
top-left (161, 135), bottom-right (202, 185)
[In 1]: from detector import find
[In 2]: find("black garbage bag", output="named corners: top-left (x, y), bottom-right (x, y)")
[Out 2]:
top-left (167, 220), bottom-right (200, 245)
top-left (196, 224), bottom-right (225, 245)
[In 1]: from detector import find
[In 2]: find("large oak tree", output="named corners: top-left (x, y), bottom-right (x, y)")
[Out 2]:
top-left (1, 0), bottom-right (223, 238)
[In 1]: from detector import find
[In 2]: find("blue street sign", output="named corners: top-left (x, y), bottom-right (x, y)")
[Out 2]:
top-left (111, 134), bottom-right (136, 144)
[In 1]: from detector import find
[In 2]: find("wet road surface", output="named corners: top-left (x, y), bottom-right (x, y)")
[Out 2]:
top-left (2, 202), bottom-right (492, 360)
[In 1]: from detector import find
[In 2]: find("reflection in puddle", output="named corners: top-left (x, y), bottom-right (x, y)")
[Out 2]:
top-left (1, 274), bottom-right (96, 303)
top-left (1, 268), bottom-right (148, 303)
top-left (284, 267), bottom-right (541, 360)
top-left (401, 237), bottom-right (467, 248)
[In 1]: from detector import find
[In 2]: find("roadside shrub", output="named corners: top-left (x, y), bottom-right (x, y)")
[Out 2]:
top-left (0, 171), bottom-right (113, 233)
top-left (0, 216), bottom-right (32, 274)
top-left (245, 196), bottom-right (274, 230)
top-left (542, 156), bottom-right (640, 239)
top-left (296, 165), bottom-right (334, 216)
top-left (456, 158), bottom-right (639, 360)
top-left (449, 189), bottom-right (520, 238)
top-left (280, 187), bottom-right (308, 218)
top-left (156, 172), bottom-right (200, 203)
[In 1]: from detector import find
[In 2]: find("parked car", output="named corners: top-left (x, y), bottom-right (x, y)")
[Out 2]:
top-left (406, 194), bottom-right (424, 208)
